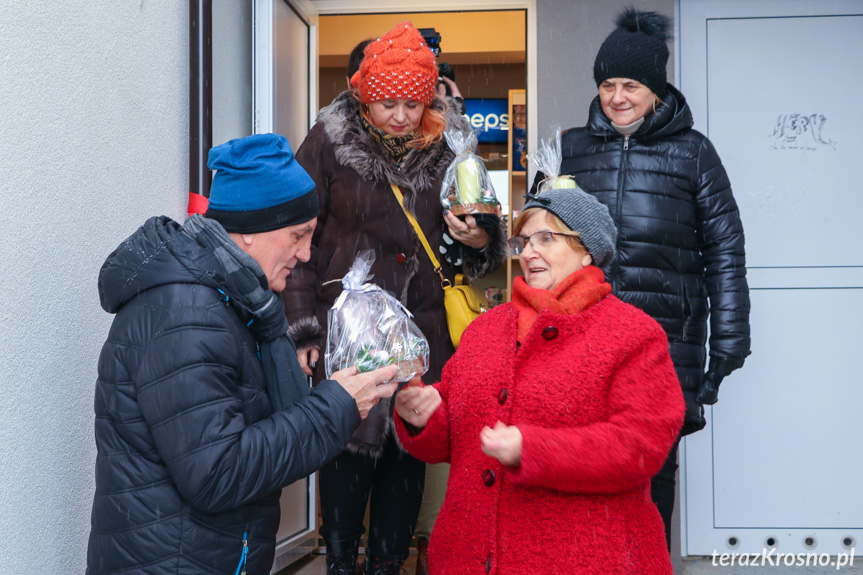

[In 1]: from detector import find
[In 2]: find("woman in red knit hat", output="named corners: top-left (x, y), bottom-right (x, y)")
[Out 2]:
top-left (394, 187), bottom-right (684, 574)
top-left (283, 21), bottom-right (506, 575)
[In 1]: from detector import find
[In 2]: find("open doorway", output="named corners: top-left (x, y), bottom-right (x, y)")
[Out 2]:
top-left (234, 5), bottom-right (533, 571)
top-left (316, 10), bottom-right (527, 302)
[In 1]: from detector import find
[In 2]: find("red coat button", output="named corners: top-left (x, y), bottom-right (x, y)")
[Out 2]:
top-left (498, 389), bottom-right (508, 405)
top-left (396, 253), bottom-right (407, 264)
top-left (482, 469), bottom-right (496, 487)
top-left (542, 326), bottom-right (558, 340)
top-left (486, 555), bottom-right (492, 573)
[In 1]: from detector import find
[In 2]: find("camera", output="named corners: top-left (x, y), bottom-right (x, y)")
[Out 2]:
top-left (419, 28), bottom-right (442, 57)
top-left (419, 28), bottom-right (455, 97)
top-left (437, 62), bottom-right (455, 96)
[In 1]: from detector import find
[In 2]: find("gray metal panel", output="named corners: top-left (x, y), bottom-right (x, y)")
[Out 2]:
top-left (679, 0), bottom-right (863, 557)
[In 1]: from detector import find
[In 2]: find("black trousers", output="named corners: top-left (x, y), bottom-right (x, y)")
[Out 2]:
top-left (319, 434), bottom-right (426, 561)
top-left (650, 438), bottom-right (680, 550)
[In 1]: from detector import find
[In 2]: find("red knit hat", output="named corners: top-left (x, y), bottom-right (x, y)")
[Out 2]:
top-left (351, 22), bottom-right (438, 106)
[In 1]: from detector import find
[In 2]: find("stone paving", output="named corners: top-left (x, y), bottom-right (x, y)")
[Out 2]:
top-left (276, 551), bottom-right (862, 574)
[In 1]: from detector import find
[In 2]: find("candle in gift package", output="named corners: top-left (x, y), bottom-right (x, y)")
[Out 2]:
top-left (551, 176), bottom-right (577, 189)
top-left (456, 157), bottom-right (482, 204)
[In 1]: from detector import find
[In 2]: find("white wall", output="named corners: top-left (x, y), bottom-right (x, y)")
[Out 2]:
top-left (0, 3), bottom-right (188, 572)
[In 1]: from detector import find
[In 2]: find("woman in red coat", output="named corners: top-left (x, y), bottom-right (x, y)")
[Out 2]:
top-left (395, 187), bottom-right (685, 574)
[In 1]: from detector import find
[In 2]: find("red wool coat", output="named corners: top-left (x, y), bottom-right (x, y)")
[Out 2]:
top-left (395, 295), bottom-right (684, 575)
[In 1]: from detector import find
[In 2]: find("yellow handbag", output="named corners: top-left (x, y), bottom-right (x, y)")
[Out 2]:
top-left (444, 273), bottom-right (488, 347)
top-left (391, 184), bottom-right (488, 348)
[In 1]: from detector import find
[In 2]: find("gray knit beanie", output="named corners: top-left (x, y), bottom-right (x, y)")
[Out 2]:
top-left (522, 188), bottom-right (617, 269)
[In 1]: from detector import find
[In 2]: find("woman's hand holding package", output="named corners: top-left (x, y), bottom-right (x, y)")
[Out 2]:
top-left (331, 364), bottom-right (399, 419)
top-left (395, 377), bottom-right (441, 429)
top-left (444, 211), bottom-right (489, 250)
top-left (296, 346), bottom-right (319, 376)
top-left (481, 421), bottom-right (523, 466)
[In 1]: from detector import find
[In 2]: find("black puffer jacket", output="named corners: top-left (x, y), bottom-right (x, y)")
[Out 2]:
top-left (533, 85), bottom-right (750, 435)
top-left (87, 216), bottom-right (360, 574)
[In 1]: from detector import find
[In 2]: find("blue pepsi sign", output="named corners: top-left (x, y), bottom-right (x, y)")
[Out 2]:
top-left (462, 98), bottom-right (509, 144)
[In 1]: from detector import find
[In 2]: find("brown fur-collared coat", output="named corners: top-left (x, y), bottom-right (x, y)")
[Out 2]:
top-left (283, 91), bottom-right (506, 456)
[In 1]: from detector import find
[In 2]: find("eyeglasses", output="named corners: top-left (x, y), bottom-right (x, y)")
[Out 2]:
top-left (507, 230), bottom-right (578, 255)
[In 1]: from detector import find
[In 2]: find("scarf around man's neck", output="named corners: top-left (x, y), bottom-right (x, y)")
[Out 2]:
top-left (360, 112), bottom-right (416, 165)
top-left (510, 266), bottom-right (612, 343)
top-left (181, 215), bottom-right (308, 411)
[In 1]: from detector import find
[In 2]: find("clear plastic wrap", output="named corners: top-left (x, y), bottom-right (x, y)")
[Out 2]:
top-left (440, 129), bottom-right (499, 215)
top-left (325, 250), bottom-right (430, 383)
top-left (526, 128), bottom-right (578, 193)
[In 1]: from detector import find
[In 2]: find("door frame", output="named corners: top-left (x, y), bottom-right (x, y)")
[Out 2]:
top-left (254, 0), bottom-right (319, 136)
top-left (252, 0), bottom-right (536, 568)
top-left (253, 5), bottom-right (323, 569)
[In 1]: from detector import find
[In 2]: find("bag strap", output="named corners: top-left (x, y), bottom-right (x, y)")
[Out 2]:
top-left (390, 183), bottom-right (451, 288)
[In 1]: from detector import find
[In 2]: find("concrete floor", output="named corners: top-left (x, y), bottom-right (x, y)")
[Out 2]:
top-left (277, 551), bottom-right (417, 575)
top-left (277, 550), bottom-right (861, 574)
top-left (278, 488), bottom-right (861, 574)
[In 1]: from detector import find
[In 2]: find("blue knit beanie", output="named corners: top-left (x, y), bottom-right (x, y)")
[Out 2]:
top-left (205, 133), bottom-right (318, 233)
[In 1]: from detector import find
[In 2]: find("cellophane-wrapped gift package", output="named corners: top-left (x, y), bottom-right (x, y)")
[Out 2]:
top-left (440, 129), bottom-right (499, 215)
top-left (526, 128), bottom-right (579, 193)
top-left (325, 250), bottom-right (430, 383)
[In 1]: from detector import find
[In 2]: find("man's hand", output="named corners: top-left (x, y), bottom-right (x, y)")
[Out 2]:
top-left (297, 346), bottom-right (319, 377)
top-left (331, 365), bottom-right (399, 419)
top-left (394, 377), bottom-right (441, 429)
top-left (480, 421), bottom-right (523, 467)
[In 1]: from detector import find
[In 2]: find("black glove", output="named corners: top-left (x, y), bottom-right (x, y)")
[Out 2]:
top-left (696, 356), bottom-right (745, 405)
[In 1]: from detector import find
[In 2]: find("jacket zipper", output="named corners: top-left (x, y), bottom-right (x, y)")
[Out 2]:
top-left (235, 531), bottom-right (248, 575)
top-left (681, 281), bottom-right (691, 342)
top-left (611, 135), bottom-right (630, 291)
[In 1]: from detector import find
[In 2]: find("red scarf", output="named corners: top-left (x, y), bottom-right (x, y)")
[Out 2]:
top-left (511, 266), bottom-right (612, 343)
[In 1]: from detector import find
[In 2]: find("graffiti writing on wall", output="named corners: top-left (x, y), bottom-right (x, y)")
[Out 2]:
top-left (770, 114), bottom-right (836, 151)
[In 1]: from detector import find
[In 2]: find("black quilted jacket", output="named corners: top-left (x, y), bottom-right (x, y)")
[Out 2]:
top-left (87, 216), bottom-right (360, 574)
top-left (532, 85), bottom-right (751, 435)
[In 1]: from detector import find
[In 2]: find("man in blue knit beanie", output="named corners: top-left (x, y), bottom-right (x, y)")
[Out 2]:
top-left (204, 133), bottom-right (320, 292)
top-left (87, 133), bottom-right (398, 575)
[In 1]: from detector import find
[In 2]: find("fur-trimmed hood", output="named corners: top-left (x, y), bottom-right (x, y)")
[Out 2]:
top-left (316, 91), bottom-right (471, 215)
top-left (314, 92), bottom-right (506, 283)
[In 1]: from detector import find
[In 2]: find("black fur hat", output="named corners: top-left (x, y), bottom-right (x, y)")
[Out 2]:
top-left (593, 7), bottom-right (672, 98)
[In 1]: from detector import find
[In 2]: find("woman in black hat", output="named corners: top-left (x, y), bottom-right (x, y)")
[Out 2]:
top-left (530, 8), bottom-right (752, 548)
